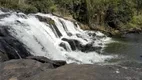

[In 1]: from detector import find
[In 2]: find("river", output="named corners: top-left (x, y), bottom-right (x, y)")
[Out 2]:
top-left (103, 33), bottom-right (142, 64)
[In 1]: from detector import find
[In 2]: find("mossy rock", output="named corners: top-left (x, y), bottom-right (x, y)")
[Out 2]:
top-left (49, 19), bottom-right (55, 25)
top-left (36, 15), bottom-right (55, 25)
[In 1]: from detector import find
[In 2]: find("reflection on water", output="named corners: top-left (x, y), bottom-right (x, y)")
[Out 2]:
top-left (103, 33), bottom-right (142, 63)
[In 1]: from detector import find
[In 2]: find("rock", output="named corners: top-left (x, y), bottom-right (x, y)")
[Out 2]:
top-left (0, 13), bottom-right (11, 19)
top-left (0, 26), bottom-right (31, 60)
top-left (0, 59), bottom-right (56, 80)
top-left (1, 59), bottom-right (142, 80)
top-left (28, 64), bottom-right (142, 80)
top-left (0, 52), bottom-right (9, 62)
top-left (59, 42), bottom-right (69, 51)
top-left (67, 32), bottom-right (73, 36)
top-left (0, 8), bottom-right (11, 12)
top-left (26, 56), bottom-right (67, 68)
top-left (35, 15), bottom-right (55, 25)
top-left (35, 15), bottom-right (64, 37)
top-left (62, 38), bottom-right (81, 50)
top-left (80, 42), bottom-right (99, 52)
top-left (62, 38), bottom-right (100, 52)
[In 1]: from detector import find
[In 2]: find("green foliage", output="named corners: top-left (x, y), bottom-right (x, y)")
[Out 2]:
top-left (0, 0), bottom-right (57, 13)
top-left (85, 0), bottom-right (135, 27)
top-left (19, 5), bottom-right (38, 13)
top-left (132, 15), bottom-right (142, 25)
top-left (26, 0), bottom-right (56, 13)
top-left (0, 0), bottom-right (142, 30)
top-left (55, 0), bottom-right (88, 23)
top-left (0, 0), bottom-right (19, 9)
top-left (125, 15), bottom-right (142, 29)
top-left (132, 0), bottom-right (142, 15)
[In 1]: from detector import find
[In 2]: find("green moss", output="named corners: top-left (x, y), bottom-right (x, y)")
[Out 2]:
top-left (49, 19), bottom-right (55, 25)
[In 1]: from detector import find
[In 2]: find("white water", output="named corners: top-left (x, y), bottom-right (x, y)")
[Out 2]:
top-left (0, 11), bottom-right (114, 64)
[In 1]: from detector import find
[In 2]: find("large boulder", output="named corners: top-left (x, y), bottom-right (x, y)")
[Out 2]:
top-left (0, 59), bottom-right (142, 80)
top-left (0, 59), bottom-right (53, 80)
top-left (0, 57), bottom-right (66, 80)
top-left (28, 64), bottom-right (142, 80)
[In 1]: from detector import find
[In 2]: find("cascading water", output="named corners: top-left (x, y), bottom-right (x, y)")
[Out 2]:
top-left (0, 10), bottom-right (114, 64)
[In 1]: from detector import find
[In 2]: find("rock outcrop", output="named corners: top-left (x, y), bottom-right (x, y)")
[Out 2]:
top-left (28, 64), bottom-right (142, 80)
top-left (0, 57), bottom-right (142, 80)
top-left (0, 56), bottom-right (67, 80)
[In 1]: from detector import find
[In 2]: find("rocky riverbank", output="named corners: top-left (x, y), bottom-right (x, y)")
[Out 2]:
top-left (0, 56), bottom-right (142, 80)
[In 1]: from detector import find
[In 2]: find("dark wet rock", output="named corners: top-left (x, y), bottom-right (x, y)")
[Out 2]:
top-left (36, 15), bottom-right (49, 22)
top-left (35, 15), bottom-right (54, 25)
top-left (16, 13), bottom-right (27, 19)
top-left (67, 32), bottom-right (73, 36)
top-left (0, 8), bottom-right (11, 12)
top-left (59, 42), bottom-right (69, 51)
top-left (35, 15), bottom-right (63, 38)
top-left (0, 13), bottom-right (11, 19)
top-left (88, 32), bottom-right (96, 37)
top-left (80, 42), bottom-right (96, 52)
top-left (62, 38), bottom-right (80, 51)
top-left (62, 38), bottom-right (101, 52)
top-left (36, 15), bottom-right (63, 38)
top-left (0, 26), bottom-right (31, 60)
top-left (76, 34), bottom-right (83, 38)
top-left (26, 56), bottom-right (66, 68)
top-left (0, 37), bottom-right (31, 59)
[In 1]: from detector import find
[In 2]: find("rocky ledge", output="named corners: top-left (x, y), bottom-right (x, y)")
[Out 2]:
top-left (0, 56), bottom-right (142, 80)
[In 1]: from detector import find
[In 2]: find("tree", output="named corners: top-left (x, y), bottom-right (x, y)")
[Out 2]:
top-left (133, 0), bottom-right (142, 15)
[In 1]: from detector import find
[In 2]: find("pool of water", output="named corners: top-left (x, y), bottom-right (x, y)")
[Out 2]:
top-left (103, 33), bottom-right (142, 63)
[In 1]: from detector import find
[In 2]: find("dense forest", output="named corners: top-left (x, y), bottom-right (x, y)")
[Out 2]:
top-left (0, 0), bottom-right (142, 35)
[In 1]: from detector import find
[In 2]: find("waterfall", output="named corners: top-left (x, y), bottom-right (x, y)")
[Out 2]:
top-left (0, 10), bottom-right (114, 64)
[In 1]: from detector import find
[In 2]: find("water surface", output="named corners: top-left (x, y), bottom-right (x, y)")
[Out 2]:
top-left (103, 33), bottom-right (142, 63)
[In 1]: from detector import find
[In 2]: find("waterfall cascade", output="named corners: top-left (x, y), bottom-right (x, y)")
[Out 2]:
top-left (0, 10), bottom-right (114, 64)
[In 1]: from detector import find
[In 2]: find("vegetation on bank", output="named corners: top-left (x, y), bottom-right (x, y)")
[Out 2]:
top-left (0, 0), bottom-right (142, 35)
